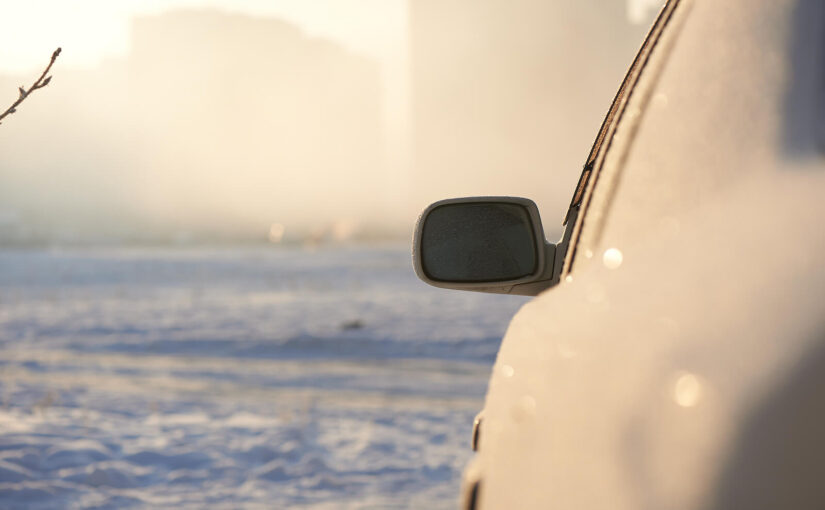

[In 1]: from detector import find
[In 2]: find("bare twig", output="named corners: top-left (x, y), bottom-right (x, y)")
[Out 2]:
top-left (0, 47), bottom-right (61, 125)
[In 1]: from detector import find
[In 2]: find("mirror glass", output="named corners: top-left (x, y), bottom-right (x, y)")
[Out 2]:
top-left (421, 202), bottom-right (538, 282)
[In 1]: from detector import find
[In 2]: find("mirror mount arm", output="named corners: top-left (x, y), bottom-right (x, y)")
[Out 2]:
top-left (507, 242), bottom-right (557, 296)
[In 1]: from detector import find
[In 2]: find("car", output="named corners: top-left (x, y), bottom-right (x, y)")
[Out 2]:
top-left (413, 0), bottom-right (825, 508)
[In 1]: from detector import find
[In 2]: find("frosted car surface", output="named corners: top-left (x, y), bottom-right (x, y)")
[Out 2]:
top-left (417, 0), bottom-right (825, 508)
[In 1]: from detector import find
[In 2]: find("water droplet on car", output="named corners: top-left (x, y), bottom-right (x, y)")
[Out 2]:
top-left (584, 249), bottom-right (594, 259)
top-left (603, 248), bottom-right (623, 269)
top-left (500, 365), bottom-right (515, 378)
top-left (511, 395), bottom-right (537, 422)
top-left (673, 372), bottom-right (702, 407)
top-left (654, 92), bottom-right (669, 108)
top-left (564, 275), bottom-right (573, 283)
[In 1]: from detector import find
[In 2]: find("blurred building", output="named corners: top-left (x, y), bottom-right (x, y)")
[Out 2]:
top-left (411, 0), bottom-right (650, 235)
top-left (0, 10), bottom-right (385, 244)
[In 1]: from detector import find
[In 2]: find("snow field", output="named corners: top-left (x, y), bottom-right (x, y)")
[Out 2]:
top-left (0, 246), bottom-right (527, 509)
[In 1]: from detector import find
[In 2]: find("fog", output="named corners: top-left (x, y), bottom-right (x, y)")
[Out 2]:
top-left (0, 1), bottom-right (655, 245)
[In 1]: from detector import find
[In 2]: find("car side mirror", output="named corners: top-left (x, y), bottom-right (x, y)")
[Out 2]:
top-left (413, 197), bottom-right (559, 296)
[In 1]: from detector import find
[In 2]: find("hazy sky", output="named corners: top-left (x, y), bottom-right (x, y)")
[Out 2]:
top-left (0, 0), bottom-right (412, 208)
top-left (0, 0), bottom-right (656, 178)
top-left (0, 0), bottom-right (406, 74)
top-left (0, 0), bottom-right (662, 243)
top-left (0, 1), bottom-right (664, 73)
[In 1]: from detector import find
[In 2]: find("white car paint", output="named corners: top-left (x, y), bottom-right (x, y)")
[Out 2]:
top-left (466, 0), bottom-right (825, 508)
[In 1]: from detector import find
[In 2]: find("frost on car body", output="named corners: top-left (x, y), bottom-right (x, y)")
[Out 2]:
top-left (418, 0), bottom-right (825, 508)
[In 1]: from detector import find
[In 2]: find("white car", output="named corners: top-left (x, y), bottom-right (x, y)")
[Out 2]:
top-left (414, 0), bottom-right (825, 508)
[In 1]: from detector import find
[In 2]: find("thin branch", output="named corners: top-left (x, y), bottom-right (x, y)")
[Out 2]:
top-left (0, 47), bottom-right (61, 125)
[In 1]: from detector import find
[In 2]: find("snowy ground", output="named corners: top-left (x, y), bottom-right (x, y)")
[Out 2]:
top-left (0, 245), bottom-right (527, 509)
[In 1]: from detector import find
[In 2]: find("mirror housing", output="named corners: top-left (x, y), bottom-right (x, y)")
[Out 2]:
top-left (413, 197), bottom-right (560, 296)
